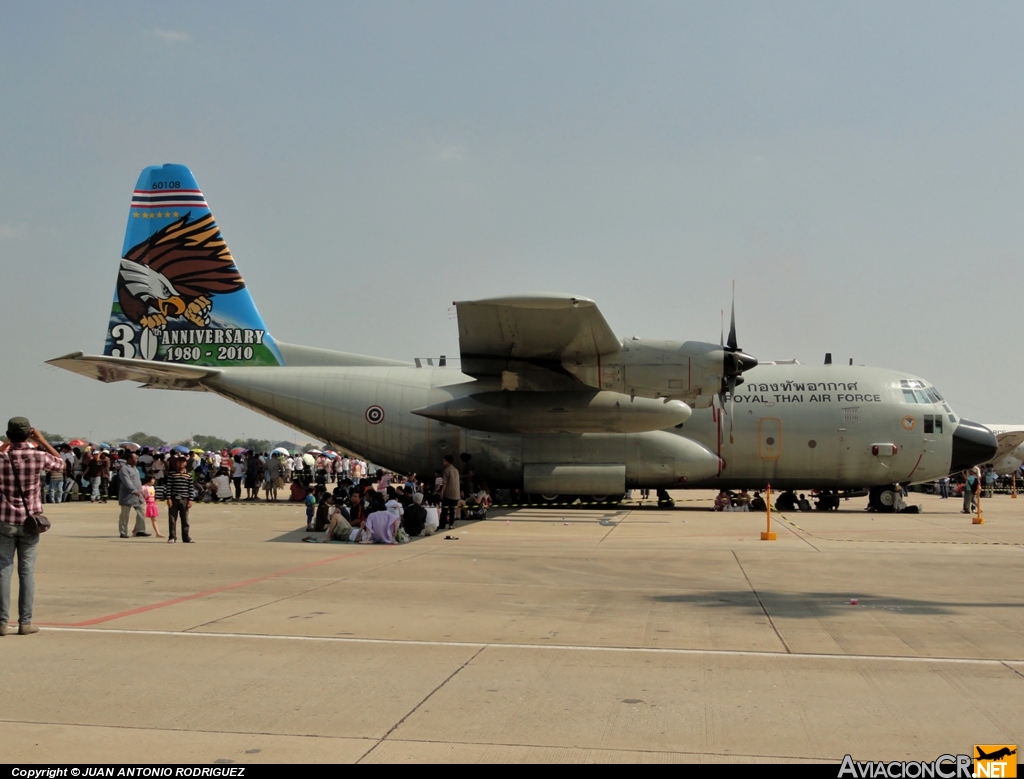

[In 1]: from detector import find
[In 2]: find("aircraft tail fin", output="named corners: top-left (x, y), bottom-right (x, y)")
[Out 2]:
top-left (105, 164), bottom-right (284, 367)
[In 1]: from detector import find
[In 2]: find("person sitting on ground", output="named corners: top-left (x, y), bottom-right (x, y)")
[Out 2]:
top-left (775, 490), bottom-right (798, 512)
top-left (313, 493), bottom-right (334, 532)
top-left (385, 487), bottom-right (404, 519)
top-left (713, 490), bottom-right (732, 511)
top-left (796, 493), bottom-right (813, 512)
top-left (814, 490), bottom-right (839, 511)
top-left (211, 467), bottom-right (232, 503)
top-left (423, 494), bottom-right (440, 536)
top-left (749, 491), bottom-right (767, 512)
top-left (347, 490), bottom-right (368, 528)
top-left (734, 489), bottom-right (751, 509)
top-left (200, 480), bottom-right (217, 503)
top-left (402, 493), bottom-right (427, 537)
top-left (464, 483), bottom-right (491, 519)
top-left (365, 493), bottom-right (400, 544)
top-left (308, 500), bottom-right (371, 544)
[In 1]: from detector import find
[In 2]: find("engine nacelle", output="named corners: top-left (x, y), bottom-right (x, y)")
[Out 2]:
top-left (563, 339), bottom-right (727, 408)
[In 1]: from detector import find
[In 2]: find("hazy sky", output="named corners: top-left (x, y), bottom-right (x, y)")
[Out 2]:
top-left (2, 1), bottom-right (1023, 443)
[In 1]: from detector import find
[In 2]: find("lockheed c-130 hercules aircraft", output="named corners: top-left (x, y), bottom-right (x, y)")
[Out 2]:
top-left (48, 164), bottom-right (997, 511)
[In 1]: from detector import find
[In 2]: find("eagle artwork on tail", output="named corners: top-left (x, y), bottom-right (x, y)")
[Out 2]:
top-left (117, 213), bottom-right (245, 335)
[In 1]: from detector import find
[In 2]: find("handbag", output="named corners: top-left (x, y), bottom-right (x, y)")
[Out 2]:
top-left (8, 451), bottom-right (50, 534)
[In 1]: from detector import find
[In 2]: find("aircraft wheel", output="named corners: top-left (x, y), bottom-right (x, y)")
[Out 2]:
top-left (870, 486), bottom-right (898, 513)
top-left (539, 494), bottom-right (561, 504)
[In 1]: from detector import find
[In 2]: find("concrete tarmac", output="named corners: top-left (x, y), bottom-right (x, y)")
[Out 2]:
top-left (2, 490), bottom-right (1022, 763)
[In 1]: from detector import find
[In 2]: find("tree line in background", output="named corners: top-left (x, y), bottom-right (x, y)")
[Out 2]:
top-left (35, 430), bottom-right (324, 454)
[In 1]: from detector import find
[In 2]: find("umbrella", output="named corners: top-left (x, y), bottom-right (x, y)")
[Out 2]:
top-left (119, 441), bottom-right (140, 451)
top-left (302, 453), bottom-right (316, 467)
top-left (97, 442), bottom-right (112, 450)
top-left (172, 445), bottom-right (190, 453)
top-left (230, 447), bottom-right (247, 455)
top-left (272, 447), bottom-right (289, 455)
top-left (323, 451), bottom-right (338, 459)
top-left (190, 448), bottom-right (204, 454)
top-left (68, 439), bottom-right (88, 447)
top-left (306, 448), bottom-right (322, 455)
top-left (158, 446), bottom-right (171, 453)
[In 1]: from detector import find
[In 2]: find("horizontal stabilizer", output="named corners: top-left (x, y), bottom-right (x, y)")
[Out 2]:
top-left (47, 352), bottom-right (219, 391)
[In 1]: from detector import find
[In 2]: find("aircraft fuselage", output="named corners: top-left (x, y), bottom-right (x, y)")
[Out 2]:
top-left (205, 361), bottom-right (971, 491)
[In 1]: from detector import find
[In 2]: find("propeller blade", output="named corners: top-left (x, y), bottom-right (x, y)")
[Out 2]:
top-left (728, 375), bottom-right (737, 443)
top-left (726, 280), bottom-right (738, 352)
top-left (720, 309), bottom-right (724, 348)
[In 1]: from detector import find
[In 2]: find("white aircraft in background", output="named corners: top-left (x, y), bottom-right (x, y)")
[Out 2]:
top-left (48, 164), bottom-right (999, 512)
top-left (977, 424), bottom-right (1024, 475)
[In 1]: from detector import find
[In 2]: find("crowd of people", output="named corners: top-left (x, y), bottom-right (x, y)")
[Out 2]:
top-left (709, 488), bottom-right (835, 512)
top-left (711, 467), bottom-right (1011, 515)
top-left (0, 418), bottom-right (503, 636)
top-left (300, 453), bottom-right (493, 544)
top-left (35, 442), bottom-right (495, 545)
top-left (38, 445), bottom-right (380, 506)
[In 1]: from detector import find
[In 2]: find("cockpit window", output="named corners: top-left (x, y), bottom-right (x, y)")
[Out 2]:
top-left (899, 381), bottom-right (942, 404)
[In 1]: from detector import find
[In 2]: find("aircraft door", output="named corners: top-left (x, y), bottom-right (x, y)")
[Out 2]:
top-left (835, 406), bottom-right (860, 482)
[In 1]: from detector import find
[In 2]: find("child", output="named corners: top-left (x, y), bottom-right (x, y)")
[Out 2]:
top-left (304, 490), bottom-right (317, 532)
top-left (141, 476), bottom-right (164, 538)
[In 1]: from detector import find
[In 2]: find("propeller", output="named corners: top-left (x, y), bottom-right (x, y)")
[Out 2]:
top-left (719, 282), bottom-right (758, 443)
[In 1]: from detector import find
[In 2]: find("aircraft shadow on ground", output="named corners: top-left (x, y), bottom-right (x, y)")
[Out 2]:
top-left (648, 590), bottom-right (1018, 617)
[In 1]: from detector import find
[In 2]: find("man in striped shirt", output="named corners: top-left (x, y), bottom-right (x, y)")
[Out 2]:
top-left (165, 457), bottom-right (195, 544)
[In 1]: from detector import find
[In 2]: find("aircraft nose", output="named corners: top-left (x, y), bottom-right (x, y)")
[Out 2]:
top-left (949, 418), bottom-right (998, 474)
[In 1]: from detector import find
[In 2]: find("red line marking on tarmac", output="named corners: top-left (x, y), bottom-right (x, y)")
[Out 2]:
top-left (48, 549), bottom-right (371, 628)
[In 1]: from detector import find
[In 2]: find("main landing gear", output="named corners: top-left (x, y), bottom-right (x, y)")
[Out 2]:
top-left (868, 485), bottom-right (899, 513)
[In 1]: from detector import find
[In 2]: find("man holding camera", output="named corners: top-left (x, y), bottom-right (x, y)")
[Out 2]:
top-left (0, 417), bottom-right (64, 636)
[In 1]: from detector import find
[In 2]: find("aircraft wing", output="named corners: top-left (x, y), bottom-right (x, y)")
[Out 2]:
top-left (455, 294), bottom-right (621, 379)
top-left (46, 352), bottom-right (218, 391)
